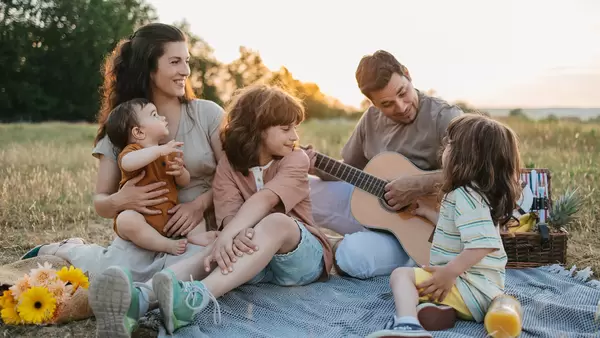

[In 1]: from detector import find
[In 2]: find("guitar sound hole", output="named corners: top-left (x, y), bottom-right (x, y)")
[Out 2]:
top-left (378, 198), bottom-right (410, 213)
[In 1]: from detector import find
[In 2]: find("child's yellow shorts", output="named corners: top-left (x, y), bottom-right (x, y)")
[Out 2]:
top-left (414, 268), bottom-right (473, 320)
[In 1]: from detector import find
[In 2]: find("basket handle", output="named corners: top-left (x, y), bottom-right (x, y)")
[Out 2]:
top-left (538, 223), bottom-right (550, 249)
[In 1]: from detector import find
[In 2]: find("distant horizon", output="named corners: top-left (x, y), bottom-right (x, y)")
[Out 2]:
top-left (150, 0), bottom-right (600, 110)
top-left (471, 105), bottom-right (600, 110)
top-left (468, 107), bottom-right (600, 121)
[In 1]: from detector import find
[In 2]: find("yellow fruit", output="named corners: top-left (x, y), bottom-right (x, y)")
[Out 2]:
top-left (508, 213), bottom-right (536, 233)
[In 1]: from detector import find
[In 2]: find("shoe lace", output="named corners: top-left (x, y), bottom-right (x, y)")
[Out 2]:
top-left (183, 275), bottom-right (222, 325)
top-left (384, 319), bottom-right (422, 331)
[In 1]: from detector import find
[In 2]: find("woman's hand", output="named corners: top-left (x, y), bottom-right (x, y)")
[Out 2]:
top-left (164, 200), bottom-right (205, 237)
top-left (204, 232), bottom-right (237, 274)
top-left (115, 170), bottom-right (169, 215)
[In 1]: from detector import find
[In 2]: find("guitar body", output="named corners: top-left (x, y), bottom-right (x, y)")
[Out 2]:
top-left (349, 152), bottom-right (437, 266)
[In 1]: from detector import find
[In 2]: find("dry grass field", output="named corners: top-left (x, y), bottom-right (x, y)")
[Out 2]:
top-left (0, 117), bottom-right (598, 336)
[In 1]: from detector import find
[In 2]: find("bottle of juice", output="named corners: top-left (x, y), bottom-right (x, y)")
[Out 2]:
top-left (484, 294), bottom-right (523, 338)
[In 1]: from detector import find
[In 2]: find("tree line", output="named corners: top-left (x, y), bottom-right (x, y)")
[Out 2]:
top-left (0, 0), bottom-right (361, 123)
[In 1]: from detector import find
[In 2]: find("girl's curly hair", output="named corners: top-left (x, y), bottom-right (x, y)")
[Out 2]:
top-left (221, 84), bottom-right (305, 175)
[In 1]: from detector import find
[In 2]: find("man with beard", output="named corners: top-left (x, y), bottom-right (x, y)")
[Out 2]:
top-left (306, 50), bottom-right (463, 279)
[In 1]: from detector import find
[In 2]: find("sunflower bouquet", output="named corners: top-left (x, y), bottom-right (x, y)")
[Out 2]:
top-left (0, 262), bottom-right (89, 325)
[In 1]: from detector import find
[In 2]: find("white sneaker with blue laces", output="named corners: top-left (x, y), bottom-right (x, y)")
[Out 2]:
top-left (366, 319), bottom-right (433, 338)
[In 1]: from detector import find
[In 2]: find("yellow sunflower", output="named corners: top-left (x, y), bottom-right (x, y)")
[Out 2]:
top-left (1, 305), bottom-right (22, 325)
top-left (0, 290), bottom-right (16, 309)
top-left (17, 286), bottom-right (56, 324)
top-left (56, 266), bottom-right (89, 290)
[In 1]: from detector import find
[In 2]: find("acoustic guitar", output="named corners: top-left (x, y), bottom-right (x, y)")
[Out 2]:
top-left (310, 150), bottom-right (437, 267)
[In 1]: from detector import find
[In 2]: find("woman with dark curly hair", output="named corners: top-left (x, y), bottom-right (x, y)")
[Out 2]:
top-left (20, 23), bottom-right (230, 335)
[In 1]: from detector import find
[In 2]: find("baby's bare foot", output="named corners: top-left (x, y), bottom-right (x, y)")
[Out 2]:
top-left (167, 238), bottom-right (187, 255)
top-left (187, 230), bottom-right (219, 246)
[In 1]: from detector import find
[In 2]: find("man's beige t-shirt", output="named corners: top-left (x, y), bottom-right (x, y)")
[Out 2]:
top-left (212, 149), bottom-right (334, 281)
top-left (93, 99), bottom-right (224, 204)
top-left (341, 91), bottom-right (463, 171)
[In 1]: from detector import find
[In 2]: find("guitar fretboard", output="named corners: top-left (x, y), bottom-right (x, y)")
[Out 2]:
top-left (314, 152), bottom-right (387, 198)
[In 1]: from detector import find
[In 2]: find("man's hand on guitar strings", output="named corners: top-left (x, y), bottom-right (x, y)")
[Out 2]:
top-left (384, 176), bottom-right (420, 211)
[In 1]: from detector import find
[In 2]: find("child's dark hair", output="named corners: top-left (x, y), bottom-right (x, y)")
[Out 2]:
top-left (105, 98), bottom-right (150, 157)
top-left (221, 84), bottom-right (305, 175)
top-left (440, 113), bottom-right (522, 225)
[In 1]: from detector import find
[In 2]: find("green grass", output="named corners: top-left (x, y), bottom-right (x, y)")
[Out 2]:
top-left (0, 117), bottom-right (598, 336)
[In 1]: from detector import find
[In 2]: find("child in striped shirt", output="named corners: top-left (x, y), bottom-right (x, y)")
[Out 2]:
top-left (368, 113), bottom-right (522, 338)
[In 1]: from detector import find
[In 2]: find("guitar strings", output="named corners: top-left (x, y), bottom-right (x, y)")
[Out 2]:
top-left (315, 153), bottom-right (387, 198)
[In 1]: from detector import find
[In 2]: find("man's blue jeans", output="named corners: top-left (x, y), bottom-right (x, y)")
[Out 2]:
top-left (308, 176), bottom-right (415, 279)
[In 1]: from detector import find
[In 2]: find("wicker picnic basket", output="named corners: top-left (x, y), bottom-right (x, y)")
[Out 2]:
top-left (500, 168), bottom-right (568, 269)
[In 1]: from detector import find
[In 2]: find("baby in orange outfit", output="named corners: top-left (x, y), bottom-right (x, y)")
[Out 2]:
top-left (104, 98), bottom-right (217, 255)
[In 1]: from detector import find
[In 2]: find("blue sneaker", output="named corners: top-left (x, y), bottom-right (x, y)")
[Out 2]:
top-left (89, 266), bottom-right (148, 338)
top-left (152, 269), bottom-right (221, 334)
top-left (366, 320), bottom-right (433, 338)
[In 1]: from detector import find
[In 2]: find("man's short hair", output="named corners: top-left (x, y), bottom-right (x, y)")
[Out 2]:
top-left (355, 50), bottom-right (412, 98)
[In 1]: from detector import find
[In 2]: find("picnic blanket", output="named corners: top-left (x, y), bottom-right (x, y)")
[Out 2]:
top-left (140, 264), bottom-right (600, 337)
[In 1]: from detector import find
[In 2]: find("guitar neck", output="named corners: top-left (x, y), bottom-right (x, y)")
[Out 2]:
top-left (313, 152), bottom-right (387, 198)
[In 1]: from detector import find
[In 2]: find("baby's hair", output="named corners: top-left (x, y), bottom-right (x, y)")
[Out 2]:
top-left (440, 113), bottom-right (522, 225)
top-left (221, 84), bottom-right (305, 175)
top-left (105, 98), bottom-right (150, 157)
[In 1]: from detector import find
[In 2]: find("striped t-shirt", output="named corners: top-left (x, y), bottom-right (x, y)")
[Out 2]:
top-left (430, 186), bottom-right (507, 322)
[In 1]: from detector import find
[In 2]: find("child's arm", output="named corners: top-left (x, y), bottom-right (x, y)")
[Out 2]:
top-left (165, 155), bottom-right (190, 187)
top-left (418, 247), bottom-right (497, 302)
top-left (120, 147), bottom-right (161, 172)
top-left (445, 247), bottom-right (496, 277)
top-left (121, 140), bottom-right (183, 172)
top-left (220, 149), bottom-right (310, 238)
top-left (212, 158), bottom-right (246, 230)
top-left (449, 189), bottom-right (503, 276)
top-left (413, 200), bottom-right (439, 224)
top-left (175, 167), bottom-right (190, 187)
top-left (219, 189), bottom-right (281, 238)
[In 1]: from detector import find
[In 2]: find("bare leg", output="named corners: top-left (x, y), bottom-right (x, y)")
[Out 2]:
top-left (151, 213), bottom-right (300, 296)
top-left (201, 213), bottom-right (301, 297)
top-left (390, 267), bottom-right (419, 318)
top-left (365, 268), bottom-right (433, 338)
top-left (388, 267), bottom-right (457, 333)
top-left (117, 210), bottom-right (187, 255)
top-left (152, 213), bottom-right (302, 333)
